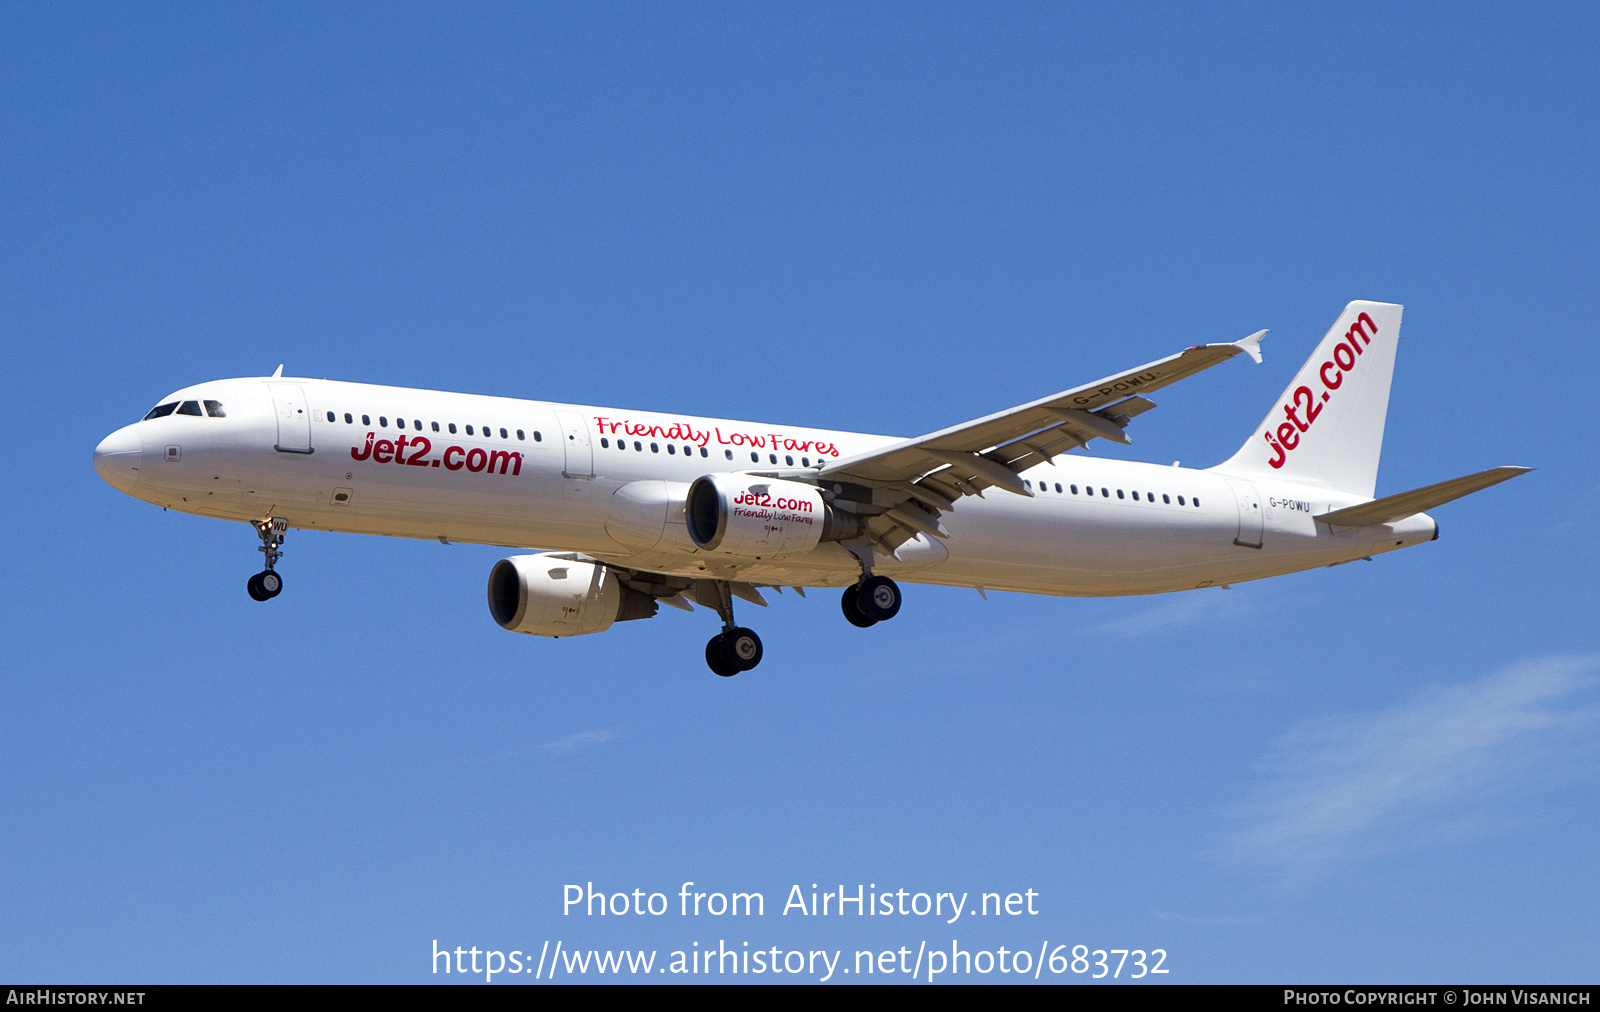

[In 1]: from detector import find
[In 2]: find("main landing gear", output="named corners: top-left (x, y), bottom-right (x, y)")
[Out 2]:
top-left (841, 574), bottom-right (901, 628)
top-left (698, 572), bottom-right (902, 675)
top-left (703, 581), bottom-right (763, 677)
top-left (247, 518), bottom-right (287, 602)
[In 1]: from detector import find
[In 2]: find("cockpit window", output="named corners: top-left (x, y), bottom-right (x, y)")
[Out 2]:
top-left (176, 401), bottom-right (203, 416)
top-left (143, 402), bottom-right (178, 420)
top-left (204, 400), bottom-right (226, 417)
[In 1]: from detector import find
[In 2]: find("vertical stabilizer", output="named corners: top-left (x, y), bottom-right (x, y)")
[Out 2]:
top-left (1213, 301), bottom-right (1401, 498)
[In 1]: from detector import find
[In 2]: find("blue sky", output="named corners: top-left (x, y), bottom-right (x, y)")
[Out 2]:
top-left (3, 3), bottom-right (1597, 983)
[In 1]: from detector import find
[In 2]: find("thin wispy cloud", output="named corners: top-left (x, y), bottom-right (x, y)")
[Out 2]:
top-left (539, 729), bottom-right (621, 753)
top-left (1211, 655), bottom-right (1600, 883)
top-left (1088, 588), bottom-right (1252, 636)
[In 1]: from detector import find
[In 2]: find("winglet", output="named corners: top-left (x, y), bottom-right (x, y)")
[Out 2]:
top-left (1234, 330), bottom-right (1266, 365)
top-left (271, 364), bottom-right (284, 378)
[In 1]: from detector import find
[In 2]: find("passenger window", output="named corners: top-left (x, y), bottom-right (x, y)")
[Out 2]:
top-left (725, 449), bottom-right (733, 460)
top-left (362, 414), bottom-right (371, 426)
top-left (1024, 480), bottom-right (1032, 489)
top-left (1085, 486), bottom-right (1093, 496)
top-left (1163, 494), bottom-right (1170, 504)
top-left (483, 424), bottom-right (490, 436)
top-left (534, 431), bottom-right (542, 442)
top-left (1117, 489), bottom-right (1125, 499)
top-left (516, 429), bottom-right (524, 440)
top-left (802, 456), bottom-right (809, 467)
top-left (769, 454), bottom-right (777, 464)
top-left (205, 401), bottom-right (227, 418)
top-left (1130, 491), bottom-right (1138, 500)
top-left (651, 442), bottom-right (659, 453)
top-left (379, 416), bottom-right (389, 427)
top-left (325, 411), bottom-right (335, 422)
top-left (415, 420), bottom-right (423, 431)
top-left (143, 402), bottom-right (178, 420)
top-left (465, 425), bottom-right (474, 435)
top-left (785, 455), bottom-right (794, 466)
top-left (751, 452), bottom-right (759, 462)
top-left (1101, 487), bottom-right (1109, 497)
top-left (700, 447), bottom-right (709, 458)
top-left (667, 444), bottom-right (676, 454)
top-left (1054, 483), bottom-right (1062, 493)
top-left (601, 438), bottom-right (610, 448)
top-left (1177, 496), bottom-right (1185, 505)
top-left (1193, 497), bottom-right (1201, 507)
top-left (344, 413), bottom-right (353, 424)
top-left (1070, 484), bottom-right (1078, 494)
top-left (177, 401), bottom-right (202, 416)
top-left (397, 418), bottom-right (406, 428)
top-left (633, 440), bottom-right (641, 451)
top-left (499, 428), bottom-right (507, 439)
top-left (448, 423), bottom-right (457, 434)
top-left (432, 422), bottom-right (440, 432)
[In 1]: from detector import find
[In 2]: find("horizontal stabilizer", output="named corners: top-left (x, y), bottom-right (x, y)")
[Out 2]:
top-left (1316, 466), bottom-right (1532, 527)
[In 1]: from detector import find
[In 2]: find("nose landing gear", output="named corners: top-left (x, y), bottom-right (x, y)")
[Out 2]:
top-left (247, 518), bottom-right (287, 601)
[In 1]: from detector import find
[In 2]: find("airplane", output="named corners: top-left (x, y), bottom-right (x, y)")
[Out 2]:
top-left (93, 301), bottom-right (1527, 676)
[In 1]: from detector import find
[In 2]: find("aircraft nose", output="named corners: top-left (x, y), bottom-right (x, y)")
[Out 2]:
top-left (93, 424), bottom-right (143, 488)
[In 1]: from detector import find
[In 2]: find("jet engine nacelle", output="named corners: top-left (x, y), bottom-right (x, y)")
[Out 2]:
top-left (685, 473), bottom-right (860, 560)
top-left (487, 553), bottom-right (657, 637)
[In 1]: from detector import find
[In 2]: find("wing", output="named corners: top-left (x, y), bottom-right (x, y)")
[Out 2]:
top-left (814, 331), bottom-right (1267, 554)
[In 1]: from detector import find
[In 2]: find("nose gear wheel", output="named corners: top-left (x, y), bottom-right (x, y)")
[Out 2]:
top-left (248, 517), bottom-right (288, 602)
top-left (247, 571), bottom-right (283, 601)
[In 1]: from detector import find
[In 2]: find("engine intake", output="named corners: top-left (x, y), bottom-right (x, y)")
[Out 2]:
top-left (487, 554), bottom-right (656, 637)
top-left (685, 473), bottom-right (861, 559)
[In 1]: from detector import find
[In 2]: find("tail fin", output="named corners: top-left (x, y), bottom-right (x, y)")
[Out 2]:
top-left (1214, 301), bottom-right (1402, 498)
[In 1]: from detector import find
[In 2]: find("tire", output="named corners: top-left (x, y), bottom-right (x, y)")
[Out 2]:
top-left (259, 571), bottom-right (283, 599)
top-left (841, 584), bottom-right (877, 627)
top-left (860, 575), bottom-right (901, 622)
top-left (247, 573), bottom-right (268, 602)
top-left (705, 635), bottom-right (740, 677)
top-left (720, 627), bottom-right (763, 671)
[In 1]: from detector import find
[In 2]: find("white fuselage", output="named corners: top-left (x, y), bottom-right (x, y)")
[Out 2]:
top-left (93, 376), bottom-right (1437, 596)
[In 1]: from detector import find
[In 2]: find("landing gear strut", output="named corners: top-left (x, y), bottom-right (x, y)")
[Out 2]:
top-left (841, 574), bottom-right (901, 627)
top-left (703, 580), bottom-right (763, 677)
top-left (247, 518), bottom-right (287, 602)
